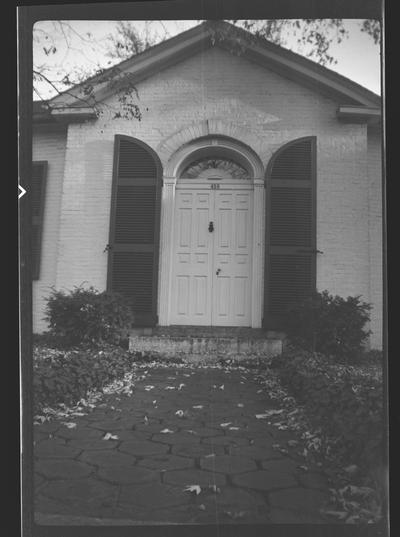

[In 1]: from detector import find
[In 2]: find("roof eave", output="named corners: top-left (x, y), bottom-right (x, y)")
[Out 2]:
top-left (336, 105), bottom-right (381, 125)
top-left (37, 21), bottom-right (381, 119)
top-left (240, 44), bottom-right (380, 108)
top-left (33, 106), bottom-right (97, 124)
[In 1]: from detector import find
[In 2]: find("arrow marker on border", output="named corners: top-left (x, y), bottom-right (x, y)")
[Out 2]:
top-left (18, 185), bottom-right (26, 199)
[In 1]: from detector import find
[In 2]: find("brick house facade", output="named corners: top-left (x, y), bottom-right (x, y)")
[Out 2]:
top-left (32, 22), bottom-right (383, 348)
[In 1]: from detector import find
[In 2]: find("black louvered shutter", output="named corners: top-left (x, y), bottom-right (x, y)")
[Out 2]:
top-left (107, 136), bottom-right (162, 326)
top-left (263, 137), bottom-right (316, 329)
top-left (32, 161), bottom-right (47, 280)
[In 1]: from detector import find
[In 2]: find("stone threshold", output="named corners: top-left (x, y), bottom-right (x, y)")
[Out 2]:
top-left (129, 326), bottom-right (285, 358)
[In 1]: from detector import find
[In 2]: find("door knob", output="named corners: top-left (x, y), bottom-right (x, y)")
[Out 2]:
top-left (216, 268), bottom-right (221, 275)
top-left (208, 221), bottom-right (214, 233)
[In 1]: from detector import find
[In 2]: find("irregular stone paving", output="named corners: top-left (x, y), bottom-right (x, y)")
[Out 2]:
top-left (34, 366), bottom-right (332, 525)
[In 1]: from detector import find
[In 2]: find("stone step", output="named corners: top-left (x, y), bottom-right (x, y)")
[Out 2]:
top-left (129, 326), bottom-right (285, 360)
top-left (131, 326), bottom-right (285, 339)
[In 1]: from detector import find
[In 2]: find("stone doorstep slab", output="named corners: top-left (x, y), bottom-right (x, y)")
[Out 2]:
top-left (132, 326), bottom-right (285, 338)
top-left (129, 335), bottom-right (283, 357)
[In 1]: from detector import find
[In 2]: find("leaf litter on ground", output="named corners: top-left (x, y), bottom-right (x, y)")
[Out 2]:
top-left (184, 485), bottom-right (202, 495)
top-left (103, 432), bottom-right (119, 440)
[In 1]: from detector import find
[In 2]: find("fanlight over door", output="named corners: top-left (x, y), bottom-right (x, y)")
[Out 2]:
top-left (181, 158), bottom-right (250, 180)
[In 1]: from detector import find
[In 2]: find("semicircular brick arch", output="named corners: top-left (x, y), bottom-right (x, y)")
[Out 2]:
top-left (157, 118), bottom-right (266, 173)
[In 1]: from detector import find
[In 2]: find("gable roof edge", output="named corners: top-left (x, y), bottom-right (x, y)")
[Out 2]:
top-left (39, 20), bottom-right (381, 116)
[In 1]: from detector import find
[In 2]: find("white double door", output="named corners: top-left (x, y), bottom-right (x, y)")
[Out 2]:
top-left (170, 186), bottom-right (253, 326)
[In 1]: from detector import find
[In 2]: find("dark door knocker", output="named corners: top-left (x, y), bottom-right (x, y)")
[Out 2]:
top-left (208, 221), bottom-right (214, 233)
top-left (216, 268), bottom-right (221, 276)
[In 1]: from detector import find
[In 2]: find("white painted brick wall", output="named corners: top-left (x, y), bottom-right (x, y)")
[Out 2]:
top-left (32, 125), bottom-right (67, 332)
top-left (367, 127), bottom-right (383, 349)
top-left (33, 46), bottom-right (383, 347)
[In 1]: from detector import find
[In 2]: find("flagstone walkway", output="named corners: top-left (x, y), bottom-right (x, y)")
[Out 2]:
top-left (34, 365), bottom-right (331, 525)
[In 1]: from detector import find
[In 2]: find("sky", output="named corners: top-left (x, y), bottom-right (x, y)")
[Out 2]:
top-left (33, 20), bottom-right (382, 100)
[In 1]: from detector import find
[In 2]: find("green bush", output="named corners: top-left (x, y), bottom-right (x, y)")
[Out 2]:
top-left (284, 290), bottom-right (372, 358)
top-left (43, 286), bottom-right (134, 347)
top-left (33, 344), bottom-right (137, 412)
top-left (271, 348), bottom-right (384, 471)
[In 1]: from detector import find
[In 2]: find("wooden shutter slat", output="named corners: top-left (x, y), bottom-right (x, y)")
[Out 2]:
top-left (269, 255), bottom-right (314, 315)
top-left (31, 161), bottom-right (47, 280)
top-left (264, 137), bottom-right (316, 329)
top-left (118, 140), bottom-right (157, 179)
top-left (107, 136), bottom-right (162, 326)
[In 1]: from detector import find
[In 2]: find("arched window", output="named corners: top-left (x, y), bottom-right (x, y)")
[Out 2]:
top-left (181, 157), bottom-right (250, 179)
top-left (264, 137), bottom-right (317, 328)
top-left (107, 135), bottom-right (162, 326)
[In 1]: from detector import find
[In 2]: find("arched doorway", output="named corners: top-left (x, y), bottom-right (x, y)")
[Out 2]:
top-left (165, 137), bottom-right (264, 327)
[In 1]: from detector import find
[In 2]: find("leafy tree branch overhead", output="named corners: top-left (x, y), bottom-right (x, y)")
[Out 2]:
top-left (33, 19), bottom-right (381, 120)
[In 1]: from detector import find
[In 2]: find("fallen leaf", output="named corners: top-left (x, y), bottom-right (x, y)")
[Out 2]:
top-left (322, 510), bottom-right (348, 520)
top-left (346, 515), bottom-right (360, 524)
top-left (225, 510), bottom-right (246, 519)
top-left (209, 484), bottom-right (221, 493)
top-left (198, 504), bottom-right (206, 510)
top-left (237, 403), bottom-right (244, 408)
top-left (220, 422), bottom-right (232, 428)
top-left (219, 384), bottom-right (225, 390)
top-left (178, 383), bottom-right (186, 390)
top-left (143, 416), bottom-right (149, 425)
top-left (175, 410), bottom-right (184, 418)
top-left (344, 464), bottom-right (359, 475)
top-left (153, 400), bottom-right (157, 405)
top-left (228, 426), bottom-right (240, 431)
top-left (144, 385), bottom-right (155, 391)
top-left (193, 405), bottom-right (203, 409)
top-left (184, 485), bottom-right (202, 495)
top-left (61, 422), bottom-right (76, 429)
top-left (204, 453), bottom-right (216, 458)
top-left (103, 432), bottom-right (119, 440)
top-left (255, 414), bottom-right (269, 419)
top-left (160, 428), bottom-right (174, 434)
top-left (165, 386), bottom-right (175, 390)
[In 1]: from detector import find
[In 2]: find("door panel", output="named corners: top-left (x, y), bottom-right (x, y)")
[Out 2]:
top-left (212, 191), bottom-right (252, 326)
top-left (171, 187), bottom-right (252, 326)
top-left (170, 190), bottom-right (213, 325)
